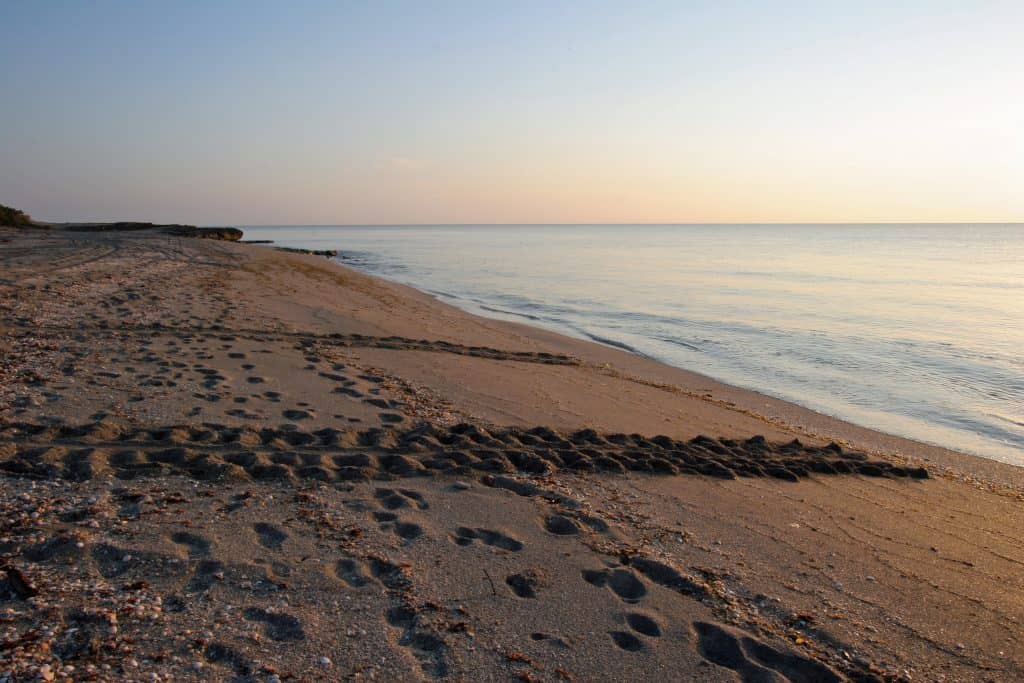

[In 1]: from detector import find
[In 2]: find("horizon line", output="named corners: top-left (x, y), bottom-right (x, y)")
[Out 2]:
top-left (231, 221), bottom-right (1024, 227)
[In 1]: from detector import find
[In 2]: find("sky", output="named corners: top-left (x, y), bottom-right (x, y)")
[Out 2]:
top-left (2, 1), bottom-right (1023, 225)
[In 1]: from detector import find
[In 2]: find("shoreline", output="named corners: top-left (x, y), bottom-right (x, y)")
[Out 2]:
top-left (1, 226), bottom-right (1022, 681)
top-left (245, 226), bottom-right (1022, 473)
top-left (480, 316), bottom-right (1024, 488)
top-left (263, 241), bottom-right (1024, 489)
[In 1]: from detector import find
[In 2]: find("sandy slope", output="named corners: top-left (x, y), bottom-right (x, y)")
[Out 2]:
top-left (0, 227), bottom-right (1021, 682)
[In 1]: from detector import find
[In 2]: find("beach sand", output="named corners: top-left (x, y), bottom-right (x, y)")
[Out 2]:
top-left (1, 226), bottom-right (1022, 682)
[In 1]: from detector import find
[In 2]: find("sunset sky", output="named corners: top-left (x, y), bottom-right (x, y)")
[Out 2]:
top-left (3, 1), bottom-right (1022, 225)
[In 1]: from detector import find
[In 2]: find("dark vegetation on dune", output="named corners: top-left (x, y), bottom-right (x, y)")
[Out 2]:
top-left (0, 204), bottom-right (39, 227)
top-left (66, 223), bottom-right (243, 241)
top-left (0, 204), bottom-right (242, 240)
top-left (65, 221), bottom-right (196, 232)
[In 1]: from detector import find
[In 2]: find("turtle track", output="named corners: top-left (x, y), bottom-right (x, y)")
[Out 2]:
top-left (0, 322), bottom-right (580, 365)
top-left (0, 420), bottom-right (927, 485)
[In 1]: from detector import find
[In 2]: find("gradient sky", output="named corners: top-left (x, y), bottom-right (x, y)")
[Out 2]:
top-left (2, 1), bottom-right (1022, 224)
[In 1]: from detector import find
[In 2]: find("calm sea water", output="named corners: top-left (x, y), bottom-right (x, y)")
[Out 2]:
top-left (243, 225), bottom-right (1024, 465)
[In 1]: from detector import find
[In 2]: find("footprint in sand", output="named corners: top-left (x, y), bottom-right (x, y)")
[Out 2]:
top-left (693, 620), bottom-right (842, 683)
top-left (22, 534), bottom-right (88, 563)
top-left (609, 612), bottom-right (662, 651)
top-left (170, 531), bottom-right (211, 557)
top-left (625, 612), bottom-right (661, 637)
top-left (393, 521), bottom-right (425, 541)
top-left (384, 603), bottom-right (451, 678)
top-left (386, 604), bottom-right (416, 629)
top-left (609, 631), bottom-right (644, 651)
top-left (333, 556), bottom-right (411, 589)
top-left (375, 488), bottom-right (429, 510)
top-left (253, 522), bottom-right (288, 550)
top-left (543, 514), bottom-right (581, 536)
top-left (582, 568), bottom-right (647, 603)
top-left (204, 642), bottom-right (252, 676)
top-left (242, 607), bottom-right (305, 642)
top-left (334, 558), bottom-right (372, 587)
top-left (450, 527), bottom-right (524, 552)
top-left (186, 559), bottom-right (226, 592)
top-left (318, 371), bottom-right (347, 382)
top-left (626, 557), bottom-right (708, 597)
top-left (373, 510), bottom-right (426, 541)
top-left (505, 570), bottom-right (545, 599)
top-left (368, 556), bottom-right (413, 589)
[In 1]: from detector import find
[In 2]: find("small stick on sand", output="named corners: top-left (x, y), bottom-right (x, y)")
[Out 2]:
top-left (482, 568), bottom-right (497, 596)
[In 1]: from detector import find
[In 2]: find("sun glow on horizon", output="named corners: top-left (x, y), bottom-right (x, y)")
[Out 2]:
top-left (2, 2), bottom-right (1022, 225)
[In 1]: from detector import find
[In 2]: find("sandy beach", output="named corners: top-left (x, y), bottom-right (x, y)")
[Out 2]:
top-left (2, 226), bottom-right (1022, 682)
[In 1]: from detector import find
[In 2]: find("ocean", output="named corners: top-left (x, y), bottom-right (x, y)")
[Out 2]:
top-left (242, 224), bottom-right (1024, 465)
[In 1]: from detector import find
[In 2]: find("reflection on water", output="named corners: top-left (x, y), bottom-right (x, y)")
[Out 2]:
top-left (244, 224), bottom-right (1024, 465)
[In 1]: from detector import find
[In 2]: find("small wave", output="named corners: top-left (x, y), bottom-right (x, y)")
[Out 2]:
top-left (427, 289), bottom-right (461, 300)
top-left (582, 332), bottom-right (643, 355)
top-left (336, 250), bottom-right (376, 262)
top-left (656, 336), bottom-right (702, 352)
top-left (989, 413), bottom-right (1024, 429)
top-left (477, 304), bottom-right (542, 321)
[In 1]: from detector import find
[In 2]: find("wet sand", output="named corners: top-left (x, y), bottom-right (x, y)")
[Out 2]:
top-left (1, 226), bottom-right (1022, 682)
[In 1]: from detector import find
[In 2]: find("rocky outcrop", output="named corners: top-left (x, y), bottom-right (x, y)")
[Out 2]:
top-left (163, 226), bottom-right (244, 241)
top-left (275, 246), bottom-right (338, 257)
